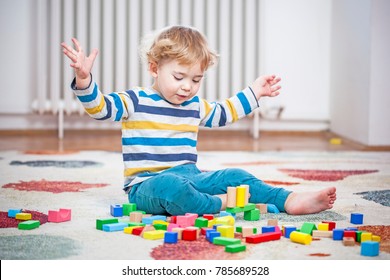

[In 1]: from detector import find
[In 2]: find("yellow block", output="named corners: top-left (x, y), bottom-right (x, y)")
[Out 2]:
top-left (143, 230), bottom-right (166, 240)
top-left (317, 223), bottom-right (329, 231)
top-left (123, 226), bottom-right (143, 234)
top-left (152, 220), bottom-right (169, 226)
top-left (361, 232), bottom-right (372, 243)
top-left (290, 231), bottom-right (312, 245)
top-left (15, 213), bottom-right (32, 220)
top-left (372, 235), bottom-right (381, 242)
top-left (236, 186), bottom-right (246, 207)
top-left (214, 215), bottom-right (235, 226)
top-left (217, 225), bottom-right (235, 238)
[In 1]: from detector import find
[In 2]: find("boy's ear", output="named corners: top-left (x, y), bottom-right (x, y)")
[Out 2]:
top-left (149, 62), bottom-right (158, 78)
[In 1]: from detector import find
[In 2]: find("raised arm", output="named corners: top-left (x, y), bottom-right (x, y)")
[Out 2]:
top-left (61, 38), bottom-right (99, 89)
top-left (250, 75), bottom-right (281, 99)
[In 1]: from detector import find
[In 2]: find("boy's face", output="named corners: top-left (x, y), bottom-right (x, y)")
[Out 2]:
top-left (150, 59), bottom-right (204, 105)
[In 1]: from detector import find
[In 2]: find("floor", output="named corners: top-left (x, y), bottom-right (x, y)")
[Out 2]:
top-left (0, 129), bottom-right (388, 152)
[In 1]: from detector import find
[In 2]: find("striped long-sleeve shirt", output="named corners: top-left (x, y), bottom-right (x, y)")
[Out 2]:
top-left (71, 77), bottom-right (259, 191)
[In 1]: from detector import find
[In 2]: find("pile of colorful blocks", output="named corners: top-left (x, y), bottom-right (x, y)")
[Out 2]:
top-left (7, 208), bottom-right (71, 230)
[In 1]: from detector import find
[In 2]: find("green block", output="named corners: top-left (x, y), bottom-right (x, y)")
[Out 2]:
top-left (226, 206), bottom-right (243, 214)
top-left (96, 218), bottom-right (118, 230)
top-left (244, 209), bottom-right (260, 221)
top-left (236, 226), bottom-right (242, 233)
top-left (243, 203), bottom-right (256, 212)
top-left (300, 222), bottom-right (317, 235)
top-left (213, 237), bottom-right (241, 246)
top-left (18, 220), bottom-right (40, 230)
top-left (154, 224), bottom-right (167, 230)
top-left (356, 231), bottom-right (364, 243)
top-left (122, 203), bottom-right (137, 216)
top-left (195, 217), bottom-right (209, 228)
top-left (225, 244), bottom-right (246, 253)
top-left (128, 222), bottom-right (145, 227)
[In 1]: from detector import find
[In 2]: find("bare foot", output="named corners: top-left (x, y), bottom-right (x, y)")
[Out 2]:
top-left (215, 194), bottom-right (227, 211)
top-left (284, 187), bottom-right (337, 215)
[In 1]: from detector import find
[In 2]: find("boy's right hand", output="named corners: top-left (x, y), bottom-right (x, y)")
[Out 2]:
top-left (61, 38), bottom-right (98, 89)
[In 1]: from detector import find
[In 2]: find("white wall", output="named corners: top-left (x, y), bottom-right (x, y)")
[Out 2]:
top-left (330, 0), bottom-right (390, 146)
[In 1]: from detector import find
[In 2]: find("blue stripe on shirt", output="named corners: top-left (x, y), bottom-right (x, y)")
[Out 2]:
top-left (237, 92), bottom-right (252, 115)
top-left (136, 104), bottom-right (200, 118)
top-left (126, 90), bottom-right (139, 109)
top-left (109, 93), bottom-right (123, 121)
top-left (122, 137), bottom-right (197, 147)
top-left (123, 152), bottom-right (197, 162)
top-left (96, 96), bottom-right (112, 120)
top-left (77, 83), bottom-right (99, 103)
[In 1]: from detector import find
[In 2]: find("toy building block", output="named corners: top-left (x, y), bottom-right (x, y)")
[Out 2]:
top-left (122, 203), bottom-right (137, 216)
top-left (18, 220), bottom-right (40, 230)
top-left (185, 213), bottom-right (198, 225)
top-left (350, 213), bottom-right (364, 224)
top-left (8, 209), bottom-right (22, 218)
top-left (143, 230), bottom-right (166, 240)
top-left (110, 204), bottom-right (123, 217)
top-left (267, 219), bottom-right (278, 226)
top-left (290, 231), bottom-right (312, 245)
top-left (167, 223), bottom-right (180, 232)
top-left (124, 226), bottom-right (143, 234)
top-left (342, 237), bottom-right (355, 246)
top-left (236, 186), bottom-right (246, 207)
top-left (164, 231), bottom-right (178, 244)
top-left (283, 226), bottom-right (297, 239)
top-left (182, 228), bottom-right (198, 241)
top-left (312, 230), bottom-right (333, 238)
top-left (255, 204), bottom-right (268, 214)
top-left (246, 232), bottom-right (281, 244)
top-left (176, 215), bottom-right (193, 228)
top-left (262, 226), bottom-right (276, 234)
top-left (332, 229), bottom-right (344, 240)
top-left (317, 223), bottom-right (329, 231)
top-left (142, 215), bottom-right (167, 225)
top-left (227, 186), bottom-right (237, 208)
top-left (213, 237), bottom-right (241, 246)
top-left (225, 243), bottom-right (246, 253)
top-left (48, 208), bottom-right (71, 223)
top-left (300, 222), bottom-right (317, 235)
top-left (344, 230), bottom-right (357, 241)
top-left (96, 218), bottom-right (119, 230)
top-left (241, 226), bottom-right (257, 237)
top-left (322, 221), bottom-right (336, 231)
top-left (267, 204), bottom-right (280, 213)
top-left (219, 211), bottom-right (234, 217)
top-left (360, 232), bottom-right (372, 243)
top-left (226, 203), bottom-right (256, 214)
top-left (372, 235), bottom-right (381, 242)
top-left (131, 227), bottom-right (145, 236)
top-left (15, 213), bottom-right (32, 220)
top-left (170, 216), bottom-right (177, 224)
top-left (129, 211), bottom-right (143, 223)
top-left (195, 217), bottom-right (209, 228)
top-left (214, 215), bottom-right (235, 226)
top-left (244, 184), bottom-right (250, 205)
top-left (128, 222), bottom-right (145, 227)
top-left (154, 224), bottom-right (167, 230)
top-left (206, 230), bottom-right (221, 243)
top-left (217, 225), bottom-right (235, 238)
top-left (201, 227), bottom-right (214, 235)
top-left (141, 225), bottom-right (156, 237)
top-left (103, 222), bottom-right (128, 232)
top-left (361, 241), bottom-right (379, 257)
top-left (345, 227), bottom-right (358, 231)
top-left (203, 214), bottom-right (214, 221)
top-left (186, 226), bottom-right (201, 238)
top-left (244, 208), bottom-right (260, 221)
top-left (172, 228), bottom-right (185, 239)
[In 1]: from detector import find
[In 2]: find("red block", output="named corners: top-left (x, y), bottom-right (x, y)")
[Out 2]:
top-left (48, 208), bottom-right (71, 223)
top-left (201, 227), bottom-right (213, 235)
top-left (322, 221), bottom-right (336, 231)
top-left (132, 227), bottom-right (144, 236)
top-left (170, 216), bottom-right (177, 224)
top-left (343, 230), bottom-right (356, 241)
top-left (203, 214), bottom-right (214, 221)
top-left (182, 228), bottom-right (197, 241)
top-left (246, 232), bottom-right (281, 244)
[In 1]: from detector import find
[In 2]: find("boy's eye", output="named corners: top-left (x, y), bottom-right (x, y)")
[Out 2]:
top-left (193, 79), bottom-right (201, 83)
top-left (173, 76), bottom-right (183, 81)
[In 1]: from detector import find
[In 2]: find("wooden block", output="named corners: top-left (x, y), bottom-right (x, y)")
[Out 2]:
top-left (186, 226), bottom-right (201, 238)
top-left (213, 237), bottom-right (241, 246)
top-left (176, 215), bottom-right (193, 228)
top-left (206, 230), bottom-right (221, 242)
top-left (322, 221), bottom-right (336, 231)
top-left (290, 231), bottom-right (312, 245)
top-left (182, 228), bottom-right (197, 241)
top-left (241, 226), bottom-right (257, 237)
top-left (267, 219), bottom-right (278, 226)
top-left (141, 225), bottom-right (156, 237)
top-left (344, 230), bottom-right (357, 241)
top-left (317, 223), bottom-right (329, 231)
top-left (262, 226), bottom-right (275, 233)
top-left (241, 184), bottom-right (250, 205)
top-left (8, 209), bottom-right (22, 217)
top-left (244, 209), bottom-right (260, 221)
top-left (167, 223), bottom-right (180, 232)
top-left (194, 217), bottom-right (209, 228)
top-left (131, 227), bottom-right (145, 236)
top-left (129, 211), bottom-right (143, 223)
top-left (361, 241), bottom-right (379, 256)
top-left (15, 213), bottom-right (32, 220)
top-left (255, 204), bottom-right (267, 214)
top-left (172, 228), bottom-right (184, 239)
top-left (185, 213), bottom-right (198, 225)
top-left (142, 215), bottom-right (167, 225)
top-left (312, 230), bottom-right (333, 238)
top-left (225, 244), bottom-right (246, 253)
top-left (217, 225), bottom-right (234, 238)
top-left (164, 232), bottom-right (178, 244)
top-left (110, 204), bottom-right (123, 217)
top-left (124, 226), bottom-right (143, 234)
top-left (202, 214), bottom-right (214, 221)
top-left (48, 208), bottom-right (71, 223)
top-left (96, 218), bottom-right (118, 230)
top-left (343, 237), bottom-right (355, 246)
top-left (300, 222), bottom-right (317, 235)
top-left (361, 232), bottom-right (372, 243)
top-left (143, 230), bottom-right (166, 240)
top-left (236, 186), bottom-right (246, 207)
top-left (102, 222), bottom-right (128, 232)
top-left (246, 232), bottom-right (281, 244)
top-left (214, 215), bottom-right (235, 226)
top-left (283, 226), bottom-right (297, 238)
top-left (18, 220), bottom-right (40, 230)
top-left (227, 187), bottom-right (237, 208)
top-left (350, 213), bottom-right (364, 224)
top-left (372, 235), bottom-right (381, 242)
top-left (122, 203), bottom-right (137, 216)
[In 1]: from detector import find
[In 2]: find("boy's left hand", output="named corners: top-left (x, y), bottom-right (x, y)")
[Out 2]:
top-left (251, 75), bottom-right (281, 99)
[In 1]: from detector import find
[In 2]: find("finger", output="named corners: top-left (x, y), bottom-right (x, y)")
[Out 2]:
top-left (62, 49), bottom-right (78, 63)
top-left (88, 48), bottom-right (99, 61)
top-left (271, 85), bottom-right (281, 92)
top-left (61, 42), bottom-right (76, 55)
top-left (71, 38), bottom-right (82, 52)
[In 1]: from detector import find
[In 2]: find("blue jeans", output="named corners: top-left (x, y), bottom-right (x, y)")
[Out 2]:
top-left (128, 164), bottom-right (291, 216)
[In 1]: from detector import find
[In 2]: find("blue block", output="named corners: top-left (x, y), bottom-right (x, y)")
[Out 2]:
top-left (262, 226), bottom-right (276, 233)
top-left (284, 226), bottom-right (297, 238)
top-left (164, 232), bottom-right (178, 244)
top-left (350, 213), bottom-right (363, 224)
top-left (8, 209), bottom-right (22, 217)
top-left (213, 224), bottom-right (223, 230)
top-left (332, 229), bottom-right (344, 240)
top-left (206, 230), bottom-right (221, 242)
top-left (361, 241), bottom-right (379, 257)
top-left (219, 211), bottom-right (234, 217)
top-left (345, 227), bottom-right (358, 231)
top-left (102, 222), bottom-right (128, 232)
top-left (267, 204), bottom-right (280, 213)
top-left (110, 204), bottom-right (123, 217)
top-left (142, 215), bottom-right (167, 225)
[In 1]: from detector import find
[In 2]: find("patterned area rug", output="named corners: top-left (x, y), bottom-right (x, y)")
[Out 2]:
top-left (0, 150), bottom-right (389, 260)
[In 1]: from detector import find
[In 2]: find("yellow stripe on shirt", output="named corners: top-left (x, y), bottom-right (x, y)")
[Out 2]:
top-left (225, 99), bottom-right (238, 122)
top-left (201, 99), bottom-right (212, 117)
top-left (124, 166), bottom-right (172, 177)
top-left (85, 95), bottom-right (106, 115)
top-left (122, 121), bottom-right (199, 132)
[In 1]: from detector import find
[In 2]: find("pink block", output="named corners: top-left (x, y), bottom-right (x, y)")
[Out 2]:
top-left (48, 208), bottom-right (71, 223)
top-left (167, 223), bottom-right (180, 231)
top-left (176, 215), bottom-right (193, 227)
top-left (185, 213), bottom-right (198, 226)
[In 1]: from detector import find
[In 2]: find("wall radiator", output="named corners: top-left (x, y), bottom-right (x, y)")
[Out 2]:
top-left (33, 0), bottom-right (263, 138)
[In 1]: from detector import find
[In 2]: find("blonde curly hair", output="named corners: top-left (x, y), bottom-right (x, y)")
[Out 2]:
top-left (141, 25), bottom-right (218, 71)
